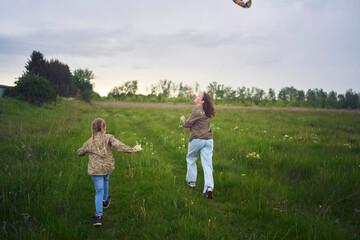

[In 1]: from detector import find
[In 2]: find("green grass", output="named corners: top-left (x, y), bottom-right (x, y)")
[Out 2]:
top-left (1, 98), bottom-right (359, 239)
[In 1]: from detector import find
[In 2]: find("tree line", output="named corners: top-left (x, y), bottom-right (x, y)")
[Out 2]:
top-left (6, 50), bottom-right (98, 104)
top-left (107, 80), bottom-right (360, 109)
top-left (5, 50), bottom-right (360, 109)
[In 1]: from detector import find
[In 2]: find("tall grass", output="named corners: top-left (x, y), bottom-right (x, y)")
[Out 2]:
top-left (0, 98), bottom-right (359, 239)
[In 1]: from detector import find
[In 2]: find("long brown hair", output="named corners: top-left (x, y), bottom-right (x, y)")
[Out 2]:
top-left (91, 118), bottom-right (107, 155)
top-left (202, 93), bottom-right (215, 118)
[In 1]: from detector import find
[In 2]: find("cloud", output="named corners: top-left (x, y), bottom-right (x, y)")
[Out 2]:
top-left (0, 0), bottom-right (359, 95)
top-left (0, 26), bottom-right (136, 56)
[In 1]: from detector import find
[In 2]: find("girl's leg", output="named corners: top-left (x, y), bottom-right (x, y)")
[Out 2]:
top-left (200, 139), bottom-right (214, 193)
top-left (103, 172), bottom-right (112, 201)
top-left (186, 139), bottom-right (205, 183)
top-left (92, 175), bottom-right (104, 216)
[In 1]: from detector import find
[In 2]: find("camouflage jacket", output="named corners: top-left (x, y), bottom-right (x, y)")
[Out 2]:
top-left (77, 132), bottom-right (137, 175)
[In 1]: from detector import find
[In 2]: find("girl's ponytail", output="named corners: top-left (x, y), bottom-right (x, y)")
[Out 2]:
top-left (91, 118), bottom-right (107, 155)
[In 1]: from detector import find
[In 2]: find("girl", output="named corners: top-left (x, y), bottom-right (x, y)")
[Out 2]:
top-left (180, 89), bottom-right (215, 199)
top-left (77, 118), bottom-right (140, 226)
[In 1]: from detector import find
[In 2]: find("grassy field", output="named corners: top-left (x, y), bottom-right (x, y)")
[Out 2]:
top-left (0, 98), bottom-right (359, 240)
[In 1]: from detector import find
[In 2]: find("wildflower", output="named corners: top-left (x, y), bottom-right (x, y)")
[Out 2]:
top-left (234, 126), bottom-right (238, 130)
top-left (241, 174), bottom-right (246, 177)
top-left (21, 213), bottom-right (30, 220)
top-left (246, 152), bottom-right (261, 159)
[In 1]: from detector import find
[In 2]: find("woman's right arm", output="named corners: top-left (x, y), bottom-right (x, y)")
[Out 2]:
top-left (189, 88), bottom-right (196, 99)
top-left (181, 108), bottom-right (201, 128)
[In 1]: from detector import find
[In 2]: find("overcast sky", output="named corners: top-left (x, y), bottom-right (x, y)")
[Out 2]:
top-left (0, 0), bottom-right (359, 96)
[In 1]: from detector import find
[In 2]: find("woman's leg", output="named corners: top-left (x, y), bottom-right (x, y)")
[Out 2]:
top-left (186, 139), bottom-right (204, 183)
top-left (200, 139), bottom-right (214, 193)
top-left (92, 175), bottom-right (104, 216)
top-left (103, 172), bottom-right (112, 201)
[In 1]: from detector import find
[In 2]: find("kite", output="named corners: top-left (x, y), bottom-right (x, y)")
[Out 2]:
top-left (233, 0), bottom-right (252, 8)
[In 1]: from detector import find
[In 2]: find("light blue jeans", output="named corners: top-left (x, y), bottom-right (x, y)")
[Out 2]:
top-left (186, 139), bottom-right (214, 193)
top-left (91, 172), bottom-right (111, 216)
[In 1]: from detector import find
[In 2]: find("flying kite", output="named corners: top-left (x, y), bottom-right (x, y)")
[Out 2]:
top-left (233, 0), bottom-right (252, 8)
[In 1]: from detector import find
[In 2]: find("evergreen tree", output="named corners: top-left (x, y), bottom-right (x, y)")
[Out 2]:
top-left (25, 51), bottom-right (47, 78)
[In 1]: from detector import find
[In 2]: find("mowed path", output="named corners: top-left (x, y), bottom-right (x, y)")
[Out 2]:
top-left (93, 101), bottom-right (360, 113)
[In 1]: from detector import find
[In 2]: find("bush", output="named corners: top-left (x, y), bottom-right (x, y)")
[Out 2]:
top-left (91, 91), bottom-right (102, 101)
top-left (12, 74), bottom-right (56, 105)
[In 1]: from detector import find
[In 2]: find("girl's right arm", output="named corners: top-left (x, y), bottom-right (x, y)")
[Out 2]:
top-left (77, 141), bottom-right (90, 157)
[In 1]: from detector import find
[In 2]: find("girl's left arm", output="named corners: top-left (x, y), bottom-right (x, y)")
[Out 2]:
top-left (110, 135), bottom-right (138, 153)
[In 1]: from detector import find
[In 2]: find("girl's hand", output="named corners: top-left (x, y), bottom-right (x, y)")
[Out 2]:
top-left (180, 115), bottom-right (186, 121)
top-left (134, 145), bottom-right (140, 151)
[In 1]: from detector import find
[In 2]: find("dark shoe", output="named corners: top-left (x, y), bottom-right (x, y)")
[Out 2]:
top-left (92, 215), bottom-right (102, 226)
top-left (187, 181), bottom-right (196, 188)
top-left (206, 188), bottom-right (213, 199)
top-left (103, 196), bottom-right (111, 208)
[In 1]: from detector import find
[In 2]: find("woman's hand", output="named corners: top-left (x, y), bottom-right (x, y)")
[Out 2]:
top-left (189, 88), bottom-right (194, 96)
top-left (133, 145), bottom-right (140, 151)
top-left (180, 115), bottom-right (186, 121)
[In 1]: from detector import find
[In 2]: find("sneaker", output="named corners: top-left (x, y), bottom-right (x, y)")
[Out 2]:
top-left (187, 181), bottom-right (196, 188)
top-left (206, 188), bottom-right (213, 199)
top-left (92, 215), bottom-right (102, 226)
top-left (103, 196), bottom-right (111, 208)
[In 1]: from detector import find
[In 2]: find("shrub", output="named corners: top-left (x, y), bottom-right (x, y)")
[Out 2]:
top-left (12, 74), bottom-right (56, 105)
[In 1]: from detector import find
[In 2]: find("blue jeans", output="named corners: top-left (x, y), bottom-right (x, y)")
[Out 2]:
top-left (186, 139), bottom-right (214, 193)
top-left (91, 172), bottom-right (111, 216)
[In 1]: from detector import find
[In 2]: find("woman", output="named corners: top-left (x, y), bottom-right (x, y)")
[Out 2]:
top-left (180, 88), bottom-right (215, 199)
